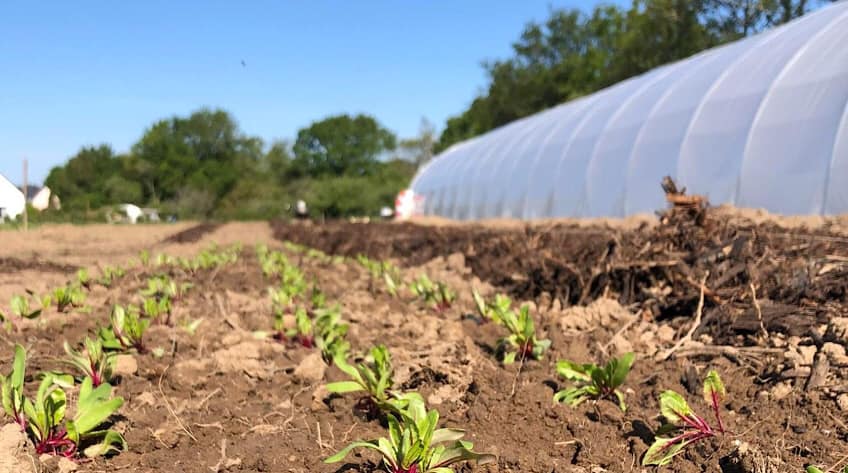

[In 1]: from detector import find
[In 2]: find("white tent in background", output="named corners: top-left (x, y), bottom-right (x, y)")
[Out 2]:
top-left (411, 1), bottom-right (848, 219)
top-left (0, 174), bottom-right (25, 221)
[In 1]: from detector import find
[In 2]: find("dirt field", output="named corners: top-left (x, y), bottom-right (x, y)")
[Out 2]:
top-left (1, 212), bottom-right (847, 472)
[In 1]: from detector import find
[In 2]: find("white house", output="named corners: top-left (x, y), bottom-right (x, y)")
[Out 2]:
top-left (22, 185), bottom-right (60, 211)
top-left (0, 174), bottom-right (25, 221)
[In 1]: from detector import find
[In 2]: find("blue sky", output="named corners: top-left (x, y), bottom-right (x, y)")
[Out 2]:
top-left (0, 1), bottom-right (615, 184)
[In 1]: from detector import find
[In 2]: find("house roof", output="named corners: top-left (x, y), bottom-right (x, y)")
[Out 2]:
top-left (20, 185), bottom-right (42, 200)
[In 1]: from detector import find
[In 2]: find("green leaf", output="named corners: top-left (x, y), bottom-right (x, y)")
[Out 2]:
top-left (555, 360), bottom-right (593, 383)
top-left (659, 390), bottom-right (691, 424)
top-left (702, 370), bottom-right (726, 408)
top-left (553, 386), bottom-right (594, 407)
top-left (324, 440), bottom-right (382, 463)
top-left (11, 345), bottom-right (25, 389)
top-left (73, 378), bottom-right (124, 435)
top-left (325, 381), bottom-right (364, 394)
top-left (81, 430), bottom-right (126, 457)
top-left (609, 352), bottom-right (635, 387)
top-left (431, 428), bottom-right (465, 444)
top-left (642, 436), bottom-right (686, 466)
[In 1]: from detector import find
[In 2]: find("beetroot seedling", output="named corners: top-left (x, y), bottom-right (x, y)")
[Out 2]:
top-left (62, 338), bottom-right (115, 387)
top-left (643, 370), bottom-right (728, 466)
top-left (52, 285), bottom-right (86, 313)
top-left (97, 265), bottom-right (125, 288)
top-left (100, 305), bottom-right (149, 353)
top-left (76, 269), bottom-right (91, 290)
top-left (24, 374), bottom-right (125, 458)
top-left (314, 306), bottom-right (350, 364)
top-left (1, 344), bottom-right (28, 429)
top-left (10, 295), bottom-right (41, 319)
top-left (409, 275), bottom-right (455, 311)
top-left (326, 345), bottom-right (418, 418)
top-left (496, 304), bottom-right (550, 364)
top-left (142, 296), bottom-right (172, 325)
top-left (471, 289), bottom-right (512, 324)
top-left (326, 397), bottom-right (495, 473)
top-left (278, 306), bottom-right (314, 347)
top-left (554, 353), bottom-right (634, 411)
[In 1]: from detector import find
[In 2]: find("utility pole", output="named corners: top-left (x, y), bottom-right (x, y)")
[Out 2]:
top-left (22, 158), bottom-right (28, 232)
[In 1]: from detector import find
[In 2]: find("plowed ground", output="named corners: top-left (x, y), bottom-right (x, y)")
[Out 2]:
top-left (0, 215), bottom-right (846, 473)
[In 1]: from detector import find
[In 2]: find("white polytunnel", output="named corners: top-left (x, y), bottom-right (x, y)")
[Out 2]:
top-left (410, 1), bottom-right (848, 220)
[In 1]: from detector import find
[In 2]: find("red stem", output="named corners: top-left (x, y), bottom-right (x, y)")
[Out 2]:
top-left (711, 391), bottom-right (725, 433)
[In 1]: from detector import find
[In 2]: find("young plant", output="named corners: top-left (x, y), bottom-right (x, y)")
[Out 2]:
top-left (286, 306), bottom-right (314, 348)
top-left (100, 305), bottom-right (149, 353)
top-left (382, 263), bottom-right (402, 297)
top-left (97, 265), bottom-right (125, 288)
top-left (142, 296), bottom-right (172, 324)
top-left (327, 345), bottom-right (419, 418)
top-left (496, 305), bottom-right (550, 364)
top-left (62, 338), bottom-right (115, 387)
top-left (24, 374), bottom-right (125, 458)
top-left (326, 397), bottom-right (495, 472)
top-left (53, 285), bottom-right (86, 312)
top-left (76, 269), bottom-right (91, 290)
top-left (314, 306), bottom-right (350, 364)
top-left (138, 249), bottom-right (151, 267)
top-left (10, 295), bottom-right (41, 319)
top-left (1, 344), bottom-right (27, 429)
top-left (471, 289), bottom-right (511, 324)
top-left (553, 352), bottom-right (635, 411)
top-left (409, 275), bottom-right (455, 311)
top-left (310, 284), bottom-right (326, 310)
top-left (642, 370), bottom-right (728, 466)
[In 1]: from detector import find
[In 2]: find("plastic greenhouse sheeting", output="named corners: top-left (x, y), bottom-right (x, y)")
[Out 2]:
top-left (411, 1), bottom-right (848, 220)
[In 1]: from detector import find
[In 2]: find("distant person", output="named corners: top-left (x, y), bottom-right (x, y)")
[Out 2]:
top-left (294, 199), bottom-right (309, 220)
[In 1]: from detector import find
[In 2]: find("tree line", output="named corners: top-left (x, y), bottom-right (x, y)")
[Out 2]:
top-left (44, 0), bottom-right (831, 221)
top-left (45, 110), bottom-right (423, 220)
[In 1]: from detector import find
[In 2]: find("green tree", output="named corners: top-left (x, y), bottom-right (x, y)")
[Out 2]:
top-left (291, 114), bottom-right (396, 177)
top-left (44, 145), bottom-right (121, 210)
top-left (125, 108), bottom-right (262, 210)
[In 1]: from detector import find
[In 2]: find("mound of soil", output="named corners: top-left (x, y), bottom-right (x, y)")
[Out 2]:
top-left (0, 256), bottom-right (78, 273)
top-left (272, 208), bottom-right (848, 345)
top-left (161, 222), bottom-right (221, 244)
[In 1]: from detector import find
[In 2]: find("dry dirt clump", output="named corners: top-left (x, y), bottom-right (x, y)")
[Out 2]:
top-left (0, 424), bottom-right (37, 473)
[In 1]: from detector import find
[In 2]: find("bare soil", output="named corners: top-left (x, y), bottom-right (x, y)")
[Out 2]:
top-left (0, 213), bottom-right (846, 473)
